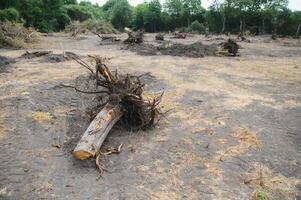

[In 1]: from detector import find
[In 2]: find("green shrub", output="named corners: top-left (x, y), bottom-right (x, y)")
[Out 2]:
top-left (0, 8), bottom-right (19, 22)
top-left (81, 19), bottom-right (118, 34)
top-left (176, 26), bottom-right (191, 33)
top-left (64, 5), bottom-right (94, 22)
top-left (191, 20), bottom-right (205, 34)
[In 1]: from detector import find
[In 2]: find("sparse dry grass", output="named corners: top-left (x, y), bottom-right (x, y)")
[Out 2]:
top-left (0, 119), bottom-right (5, 139)
top-left (32, 112), bottom-right (53, 123)
top-left (215, 127), bottom-right (261, 162)
top-left (191, 127), bottom-right (214, 134)
top-left (245, 163), bottom-right (301, 200)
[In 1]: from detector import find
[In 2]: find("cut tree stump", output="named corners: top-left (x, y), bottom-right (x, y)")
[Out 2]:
top-left (73, 102), bottom-right (123, 160)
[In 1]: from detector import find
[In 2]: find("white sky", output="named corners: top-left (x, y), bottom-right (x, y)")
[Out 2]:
top-left (84, 0), bottom-right (301, 11)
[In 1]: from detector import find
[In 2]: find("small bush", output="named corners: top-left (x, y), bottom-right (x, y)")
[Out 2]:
top-left (64, 4), bottom-right (94, 22)
top-left (191, 20), bottom-right (205, 34)
top-left (0, 8), bottom-right (19, 22)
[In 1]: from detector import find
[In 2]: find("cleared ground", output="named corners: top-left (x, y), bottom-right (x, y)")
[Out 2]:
top-left (0, 33), bottom-right (300, 199)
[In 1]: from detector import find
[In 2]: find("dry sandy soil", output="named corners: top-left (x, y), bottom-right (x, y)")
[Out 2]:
top-left (0, 33), bottom-right (301, 200)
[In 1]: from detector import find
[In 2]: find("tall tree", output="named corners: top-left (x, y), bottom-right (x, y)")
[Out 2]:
top-left (264, 0), bottom-right (288, 35)
top-left (145, 0), bottom-right (162, 32)
top-left (105, 0), bottom-right (133, 30)
top-left (133, 3), bottom-right (147, 30)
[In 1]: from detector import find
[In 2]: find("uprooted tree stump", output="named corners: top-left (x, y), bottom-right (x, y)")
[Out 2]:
top-left (155, 33), bottom-right (164, 41)
top-left (222, 39), bottom-right (240, 56)
top-left (237, 33), bottom-right (251, 43)
top-left (62, 54), bottom-right (164, 161)
top-left (124, 30), bottom-right (144, 44)
top-left (172, 32), bottom-right (187, 39)
top-left (271, 34), bottom-right (277, 40)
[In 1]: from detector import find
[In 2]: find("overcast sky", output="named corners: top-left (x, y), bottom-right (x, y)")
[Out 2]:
top-left (83, 0), bottom-right (301, 11)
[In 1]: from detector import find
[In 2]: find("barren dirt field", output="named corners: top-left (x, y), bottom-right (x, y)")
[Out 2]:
top-left (0, 33), bottom-right (301, 199)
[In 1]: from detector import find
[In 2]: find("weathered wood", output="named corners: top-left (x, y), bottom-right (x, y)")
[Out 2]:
top-left (73, 103), bottom-right (123, 160)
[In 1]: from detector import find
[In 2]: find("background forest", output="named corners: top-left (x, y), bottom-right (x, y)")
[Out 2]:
top-left (0, 0), bottom-right (300, 36)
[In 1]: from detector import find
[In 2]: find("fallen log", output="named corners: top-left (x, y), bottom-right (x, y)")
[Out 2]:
top-left (73, 102), bottom-right (122, 160)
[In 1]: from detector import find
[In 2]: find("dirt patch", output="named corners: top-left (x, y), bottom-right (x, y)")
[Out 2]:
top-left (0, 55), bottom-right (15, 73)
top-left (123, 42), bottom-right (218, 57)
top-left (20, 51), bottom-right (70, 63)
top-left (0, 33), bottom-right (300, 199)
top-left (42, 54), bottom-right (70, 63)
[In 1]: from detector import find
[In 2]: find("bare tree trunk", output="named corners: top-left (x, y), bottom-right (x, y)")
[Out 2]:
top-left (262, 18), bottom-right (265, 34)
top-left (240, 18), bottom-right (243, 34)
top-left (295, 23), bottom-right (301, 38)
top-left (274, 24), bottom-right (278, 35)
top-left (73, 103), bottom-right (123, 160)
top-left (221, 15), bottom-right (226, 34)
top-left (242, 18), bottom-right (246, 35)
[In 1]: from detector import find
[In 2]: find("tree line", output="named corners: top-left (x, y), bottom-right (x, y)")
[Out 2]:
top-left (0, 0), bottom-right (300, 36)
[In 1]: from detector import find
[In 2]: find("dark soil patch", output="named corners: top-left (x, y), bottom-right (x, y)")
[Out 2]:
top-left (20, 51), bottom-right (72, 63)
top-left (123, 42), bottom-right (218, 57)
top-left (42, 54), bottom-right (70, 63)
top-left (0, 55), bottom-right (15, 73)
top-left (99, 40), bottom-right (121, 46)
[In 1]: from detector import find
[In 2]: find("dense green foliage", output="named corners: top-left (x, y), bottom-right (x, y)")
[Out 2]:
top-left (103, 0), bottom-right (133, 30)
top-left (191, 20), bottom-right (205, 33)
top-left (0, 0), bottom-right (300, 36)
top-left (0, 7), bottom-right (19, 22)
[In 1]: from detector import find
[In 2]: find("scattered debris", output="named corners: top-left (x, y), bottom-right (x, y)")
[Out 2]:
top-left (95, 144), bottom-right (123, 175)
top-left (155, 33), bottom-right (164, 41)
